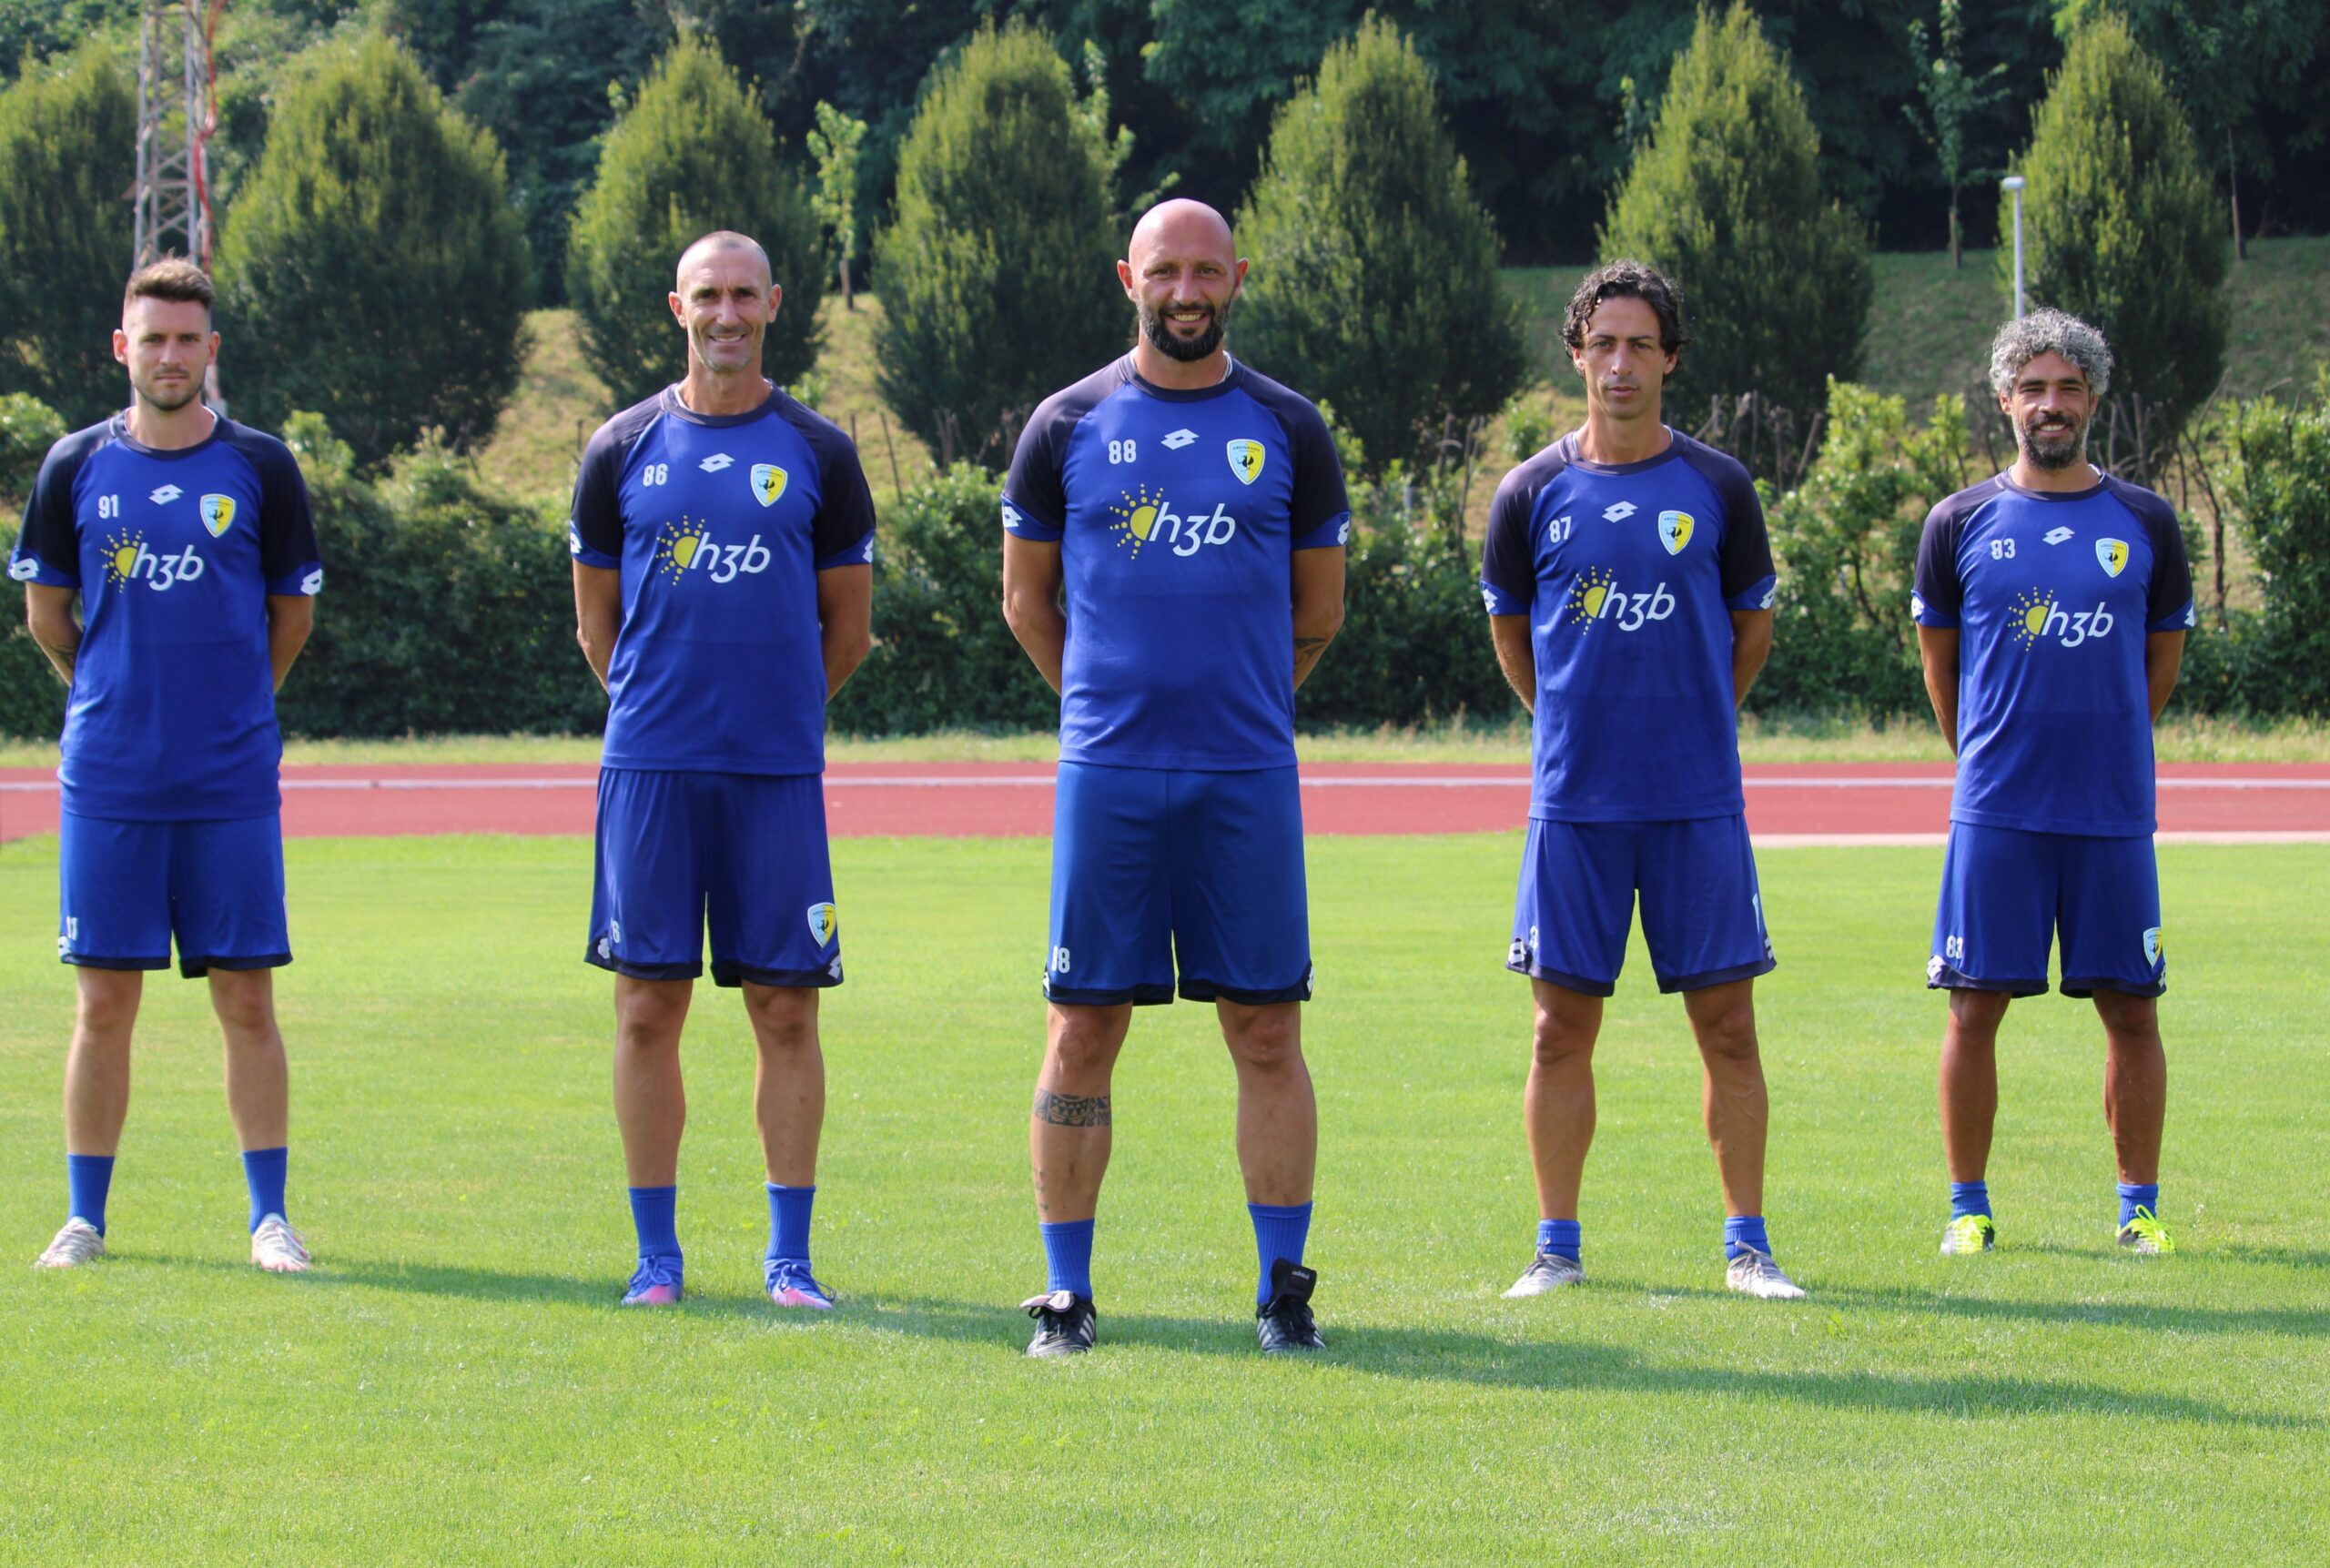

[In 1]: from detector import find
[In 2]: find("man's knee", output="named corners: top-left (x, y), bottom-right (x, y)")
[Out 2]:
top-left (1046, 1005), bottom-right (1129, 1085)
top-left (614, 979), bottom-right (690, 1048)
top-left (2093, 988), bottom-right (2160, 1042)
top-left (74, 971), bottom-right (143, 1037)
top-left (744, 984), bottom-right (818, 1053)
top-left (1222, 1003), bottom-right (1302, 1073)
top-left (208, 971), bottom-right (276, 1038)
top-left (1947, 987), bottom-right (2013, 1037)
top-left (1686, 986), bottom-right (1759, 1064)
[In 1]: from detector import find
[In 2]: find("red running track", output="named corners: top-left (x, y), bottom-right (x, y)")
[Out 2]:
top-left (4, 761), bottom-right (2328, 843)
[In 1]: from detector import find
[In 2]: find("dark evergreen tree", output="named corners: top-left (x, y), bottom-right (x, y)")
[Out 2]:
top-left (566, 35), bottom-right (825, 410)
top-left (1233, 16), bottom-right (1525, 476)
top-left (1600, 4), bottom-right (1873, 425)
top-left (214, 32), bottom-right (529, 466)
top-left (871, 21), bottom-right (1122, 468)
top-left (0, 44), bottom-right (137, 428)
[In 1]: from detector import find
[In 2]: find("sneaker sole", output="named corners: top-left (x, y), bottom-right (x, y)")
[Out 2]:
top-left (772, 1287), bottom-right (836, 1310)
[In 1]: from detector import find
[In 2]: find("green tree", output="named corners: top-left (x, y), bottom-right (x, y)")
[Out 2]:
top-left (805, 100), bottom-right (866, 310)
top-left (214, 32), bottom-right (529, 467)
top-left (0, 43), bottom-right (136, 429)
top-left (872, 22), bottom-right (1122, 469)
top-left (2004, 15), bottom-right (2226, 470)
top-left (1233, 16), bottom-right (1525, 476)
top-left (567, 35), bottom-right (825, 410)
top-left (1601, 4), bottom-right (1873, 430)
top-left (1904, 0), bottom-right (2008, 269)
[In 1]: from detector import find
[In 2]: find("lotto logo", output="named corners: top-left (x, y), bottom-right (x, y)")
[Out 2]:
top-left (1602, 501), bottom-right (1636, 522)
top-left (148, 484), bottom-right (183, 505)
top-left (1160, 429), bottom-right (1198, 450)
top-left (698, 452), bottom-right (735, 473)
top-left (7, 557), bottom-right (35, 582)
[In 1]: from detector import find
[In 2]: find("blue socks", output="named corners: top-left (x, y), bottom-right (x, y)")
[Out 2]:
top-left (1536, 1218), bottom-right (1582, 1261)
top-left (1950, 1180), bottom-right (1991, 1220)
top-left (1040, 1219), bottom-right (1095, 1299)
top-left (628, 1185), bottom-right (680, 1260)
top-left (766, 1183), bottom-right (816, 1266)
top-left (66, 1153), bottom-right (115, 1235)
top-left (1248, 1201), bottom-right (1313, 1304)
top-left (1723, 1214), bottom-right (1771, 1260)
top-left (241, 1148), bottom-right (288, 1233)
top-left (2118, 1181), bottom-right (2160, 1229)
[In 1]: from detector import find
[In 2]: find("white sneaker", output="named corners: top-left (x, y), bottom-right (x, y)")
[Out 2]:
top-left (250, 1214), bottom-right (311, 1273)
top-left (35, 1217), bottom-right (106, 1269)
top-left (1725, 1244), bottom-right (1807, 1300)
top-left (1503, 1251), bottom-right (1585, 1297)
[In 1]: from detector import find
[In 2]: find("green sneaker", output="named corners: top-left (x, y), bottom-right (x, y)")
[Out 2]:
top-left (2117, 1207), bottom-right (2175, 1255)
top-left (1940, 1213), bottom-right (1997, 1255)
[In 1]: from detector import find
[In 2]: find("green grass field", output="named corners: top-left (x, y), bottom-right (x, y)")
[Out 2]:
top-left (2, 834), bottom-right (2324, 1563)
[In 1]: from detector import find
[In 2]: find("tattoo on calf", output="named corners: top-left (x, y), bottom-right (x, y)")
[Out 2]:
top-left (1032, 1088), bottom-right (1111, 1127)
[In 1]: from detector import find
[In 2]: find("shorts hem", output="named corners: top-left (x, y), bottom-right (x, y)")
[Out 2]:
top-left (2060, 975), bottom-right (2166, 1000)
top-left (1926, 963), bottom-right (2047, 996)
top-left (61, 953), bottom-right (171, 972)
top-left (584, 949), bottom-right (703, 982)
top-left (712, 960), bottom-right (842, 989)
top-left (1656, 956), bottom-right (1776, 995)
top-left (1178, 976), bottom-right (1312, 1006)
top-left (179, 952), bottom-right (291, 978)
top-left (1506, 960), bottom-right (1616, 998)
top-left (1045, 982), bottom-right (1177, 1007)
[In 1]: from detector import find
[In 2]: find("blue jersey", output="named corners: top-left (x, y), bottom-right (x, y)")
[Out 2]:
top-left (1002, 356), bottom-right (1350, 770)
top-left (1480, 429), bottom-right (1775, 822)
top-left (9, 413), bottom-right (322, 821)
top-left (569, 385), bottom-right (876, 776)
top-left (1912, 471), bottom-right (2193, 836)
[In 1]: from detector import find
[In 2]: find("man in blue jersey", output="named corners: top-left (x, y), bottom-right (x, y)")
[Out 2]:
top-left (13, 258), bottom-right (322, 1273)
top-left (1480, 260), bottom-right (1804, 1301)
top-left (569, 231), bottom-right (875, 1310)
top-left (1000, 199), bottom-right (1348, 1356)
top-left (1913, 309), bottom-right (2192, 1258)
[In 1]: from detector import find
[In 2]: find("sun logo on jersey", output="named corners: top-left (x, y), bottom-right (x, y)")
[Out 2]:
top-left (1227, 439), bottom-right (1265, 485)
top-left (1107, 483), bottom-right (1165, 558)
top-left (654, 516), bottom-right (709, 581)
top-left (751, 463), bottom-right (788, 507)
top-left (806, 902), bottom-right (837, 946)
top-left (2008, 587), bottom-right (2053, 648)
top-left (103, 528), bottom-right (145, 587)
top-left (1657, 510), bottom-right (1694, 555)
top-left (1565, 566), bottom-right (1616, 628)
top-left (2095, 538), bottom-right (2129, 577)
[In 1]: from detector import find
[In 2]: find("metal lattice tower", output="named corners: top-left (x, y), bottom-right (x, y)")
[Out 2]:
top-left (131, 0), bottom-right (220, 270)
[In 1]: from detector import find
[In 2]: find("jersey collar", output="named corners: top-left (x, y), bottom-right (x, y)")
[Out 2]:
top-left (108, 406), bottom-right (225, 460)
top-left (659, 381), bottom-right (782, 428)
top-left (1121, 354), bottom-right (1244, 403)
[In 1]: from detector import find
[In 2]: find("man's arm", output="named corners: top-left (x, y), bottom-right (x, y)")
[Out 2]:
top-left (1001, 532), bottom-right (1067, 695)
top-left (1917, 625), bottom-right (1960, 756)
top-left (816, 562), bottom-right (874, 698)
top-left (1489, 615), bottom-right (1535, 714)
top-left (25, 583), bottom-right (79, 684)
top-left (265, 594), bottom-right (313, 691)
top-left (1291, 546), bottom-right (1345, 692)
top-left (1728, 607), bottom-right (1773, 708)
top-left (573, 561), bottom-right (623, 693)
top-left (2144, 630), bottom-right (2185, 723)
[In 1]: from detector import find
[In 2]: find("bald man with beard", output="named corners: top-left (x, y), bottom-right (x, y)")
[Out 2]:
top-left (1000, 199), bottom-right (1352, 1357)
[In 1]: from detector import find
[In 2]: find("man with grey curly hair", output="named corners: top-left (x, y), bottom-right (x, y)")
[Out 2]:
top-left (1910, 309), bottom-right (2193, 1261)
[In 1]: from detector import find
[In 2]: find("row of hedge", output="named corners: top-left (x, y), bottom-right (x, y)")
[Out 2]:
top-left (6, 379), bottom-right (2326, 743)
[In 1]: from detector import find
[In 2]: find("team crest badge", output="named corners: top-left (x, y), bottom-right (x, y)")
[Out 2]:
top-left (198, 494), bottom-right (237, 537)
top-left (1656, 510), bottom-right (1695, 555)
top-left (751, 464), bottom-right (788, 507)
top-left (806, 902), bottom-right (837, 946)
top-left (1226, 440), bottom-right (1265, 486)
top-left (2143, 926), bottom-right (2163, 967)
top-left (2096, 537), bottom-right (2129, 577)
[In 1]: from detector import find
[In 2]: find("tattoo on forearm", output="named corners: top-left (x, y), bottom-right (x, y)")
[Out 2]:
top-left (1032, 1088), bottom-right (1111, 1127)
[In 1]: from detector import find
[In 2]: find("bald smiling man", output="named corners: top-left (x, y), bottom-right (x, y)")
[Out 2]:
top-left (1000, 199), bottom-right (1352, 1357)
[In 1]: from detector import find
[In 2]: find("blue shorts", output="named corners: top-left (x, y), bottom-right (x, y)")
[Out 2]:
top-left (1507, 814), bottom-right (1775, 996)
top-left (1928, 824), bottom-right (2164, 998)
top-left (58, 811), bottom-right (290, 976)
top-left (1045, 763), bottom-right (1311, 1007)
top-left (587, 769), bottom-right (841, 988)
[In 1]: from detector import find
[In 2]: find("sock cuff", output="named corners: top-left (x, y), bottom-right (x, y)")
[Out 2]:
top-left (1038, 1218), bottom-right (1096, 1238)
top-left (1246, 1201), bottom-right (1313, 1221)
top-left (766, 1182), bottom-right (816, 1196)
top-left (628, 1184), bottom-right (677, 1198)
top-left (2116, 1181), bottom-right (2160, 1200)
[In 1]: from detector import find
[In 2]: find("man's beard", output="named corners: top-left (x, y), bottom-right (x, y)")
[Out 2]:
top-left (136, 373), bottom-right (205, 413)
top-left (1140, 297), bottom-right (1231, 362)
top-left (2017, 410), bottom-right (2087, 470)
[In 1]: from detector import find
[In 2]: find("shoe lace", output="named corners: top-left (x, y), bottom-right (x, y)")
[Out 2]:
top-left (629, 1255), bottom-right (681, 1291)
top-left (257, 1218), bottom-right (307, 1258)
top-left (768, 1259), bottom-right (824, 1296)
top-left (1263, 1295), bottom-right (1315, 1334)
top-left (2122, 1207), bottom-right (2175, 1252)
top-left (1945, 1214), bottom-right (1991, 1247)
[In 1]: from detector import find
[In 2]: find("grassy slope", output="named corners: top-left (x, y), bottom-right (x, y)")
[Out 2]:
top-left (0, 835), bottom-right (2323, 1563)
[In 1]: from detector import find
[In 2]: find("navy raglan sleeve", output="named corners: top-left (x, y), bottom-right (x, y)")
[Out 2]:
top-left (2121, 484), bottom-right (2194, 632)
top-left (568, 420), bottom-right (631, 569)
top-left (10, 436), bottom-right (90, 588)
top-left (1480, 460), bottom-right (1544, 615)
top-left (242, 434), bottom-right (322, 595)
top-left (1282, 400), bottom-right (1352, 551)
top-left (1001, 402), bottom-right (1069, 542)
top-left (1912, 498), bottom-right (1969, 628)
top-left (1711, 467), bottom-right (1777, 610)
top-left (808, 422), bottom-right (877, 570)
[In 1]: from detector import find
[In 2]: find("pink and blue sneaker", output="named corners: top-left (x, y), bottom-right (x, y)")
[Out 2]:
top-left (765, 1258), bottom-right (836, 1310)
top-left (622, 1254), bottom-right (684, 1306)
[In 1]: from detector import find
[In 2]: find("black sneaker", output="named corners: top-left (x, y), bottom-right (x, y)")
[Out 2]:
top-left (1256, 1259), bottom-right (1325, 1353)
top-left (1020, 1289), bottom-right (1097, 1357)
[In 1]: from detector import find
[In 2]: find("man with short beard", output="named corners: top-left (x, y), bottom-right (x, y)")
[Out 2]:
top-left (1912, 309), bottom-right (2193, 1259)
top-left (999, 198), bottom-right (1349, 1356)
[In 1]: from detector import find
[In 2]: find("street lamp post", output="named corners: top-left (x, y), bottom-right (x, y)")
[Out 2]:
top-left (2001, 175), bottom-right (2027, 318)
